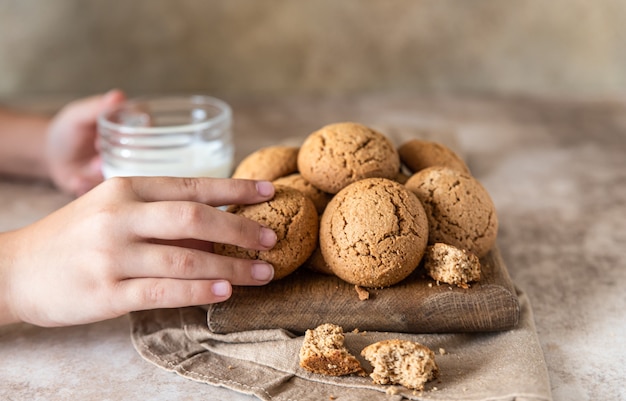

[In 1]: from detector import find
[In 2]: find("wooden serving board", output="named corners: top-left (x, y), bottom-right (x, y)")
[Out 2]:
top-left (206, 246), bottom-right (520, 334)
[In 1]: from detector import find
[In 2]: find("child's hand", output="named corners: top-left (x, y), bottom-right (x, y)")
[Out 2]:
top-left (46, 90), bottom-right (126, 196)
top-left (0, 177), bottom-right (277, 327)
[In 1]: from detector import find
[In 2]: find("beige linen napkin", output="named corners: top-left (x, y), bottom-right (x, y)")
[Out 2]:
top-left (130, 287), bottom-right (551, 401)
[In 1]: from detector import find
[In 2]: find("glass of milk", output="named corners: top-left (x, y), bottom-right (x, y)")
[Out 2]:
top-left (98, 95), bottom-right (233, 179)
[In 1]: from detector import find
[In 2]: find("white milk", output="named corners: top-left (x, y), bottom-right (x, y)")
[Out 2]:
top-left (102, 140), bottom-right (234, 179)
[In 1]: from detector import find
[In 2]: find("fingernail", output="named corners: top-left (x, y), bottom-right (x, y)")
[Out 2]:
top-left (103, 89), bottom-right (125, 105)
top-left (211, 281), bottom-right (231, 297)
top-left (256, 181), bottom-right (275, 197)
top-left (252, 262), bottom-right (274, 282)
top-left (259, 227), bottom-right (277, 248)
top-left (103, 89), bottom-right (118, 101)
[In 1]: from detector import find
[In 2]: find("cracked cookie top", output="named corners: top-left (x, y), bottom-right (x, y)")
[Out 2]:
top-left (319, 178), bottom-right (429, 288)
top-left (232, 145), bottom-right (299, 181)
top-left (297, 122), bottom-right (401, 194)
top-left (214, 185), bottom-right (318, 280)
top-left (273, 173), bottom-right (332, 215)
top-left (398, 139), bottom-right (470, 175)
top-left (405, 166), bottom-right (498, 258)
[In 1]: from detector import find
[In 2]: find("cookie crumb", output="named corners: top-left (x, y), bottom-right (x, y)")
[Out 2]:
top-left (355, 285), bottom-right (370, 300)
top-left (385, 387), bottom-right (400, 396)
top-left (227, 365), bottom-right (234, 370)
top-left (329, 395), bottom-right (337, 400)
top-left (352, 328), bottom-right (360, 334)
top-left (438, 348), bottom-right (446, 355)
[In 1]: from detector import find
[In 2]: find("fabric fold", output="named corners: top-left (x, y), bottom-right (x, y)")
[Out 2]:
top-left (130, 287), bottom-right (552, 401)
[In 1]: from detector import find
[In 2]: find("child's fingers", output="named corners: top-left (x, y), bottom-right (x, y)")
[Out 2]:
top-left (117, 242), bottom-right (274, 284)
top-left (129, 200), bottom-right (277, 250)
top-left (125, 176), bottom-right (275, 206)
top-left (112, 278), bottom-right (233, 312)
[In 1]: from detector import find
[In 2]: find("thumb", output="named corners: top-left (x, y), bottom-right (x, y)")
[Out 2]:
top-left (100, 89), bottom-right (126, 111)
top-left (63, 89), bottom-right (127, 128)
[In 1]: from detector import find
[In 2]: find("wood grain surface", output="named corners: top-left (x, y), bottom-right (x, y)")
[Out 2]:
top-left (206, 246), bottom-right (520, 334)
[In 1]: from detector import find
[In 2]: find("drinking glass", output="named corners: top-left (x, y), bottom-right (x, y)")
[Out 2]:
top-left (98, 95), bottom-right (234, 179)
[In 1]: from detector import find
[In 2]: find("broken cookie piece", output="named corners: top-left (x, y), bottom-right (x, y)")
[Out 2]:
top-left (361, 339), bottom-right (438, 391)
top-left (299, 323), bottom-right (366, 376)
top-left (423, 243), bottom-right (481, 288)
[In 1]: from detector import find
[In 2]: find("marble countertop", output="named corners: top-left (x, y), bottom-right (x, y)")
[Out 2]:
top-left (1, 93), bottom-right (624, 400)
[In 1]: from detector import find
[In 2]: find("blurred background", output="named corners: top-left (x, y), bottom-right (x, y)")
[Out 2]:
top-left (1, 0), bottom-right (625, 100)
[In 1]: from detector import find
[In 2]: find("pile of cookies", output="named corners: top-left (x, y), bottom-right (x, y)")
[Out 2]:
top-left (216, 122), bottom-right (498, 289)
